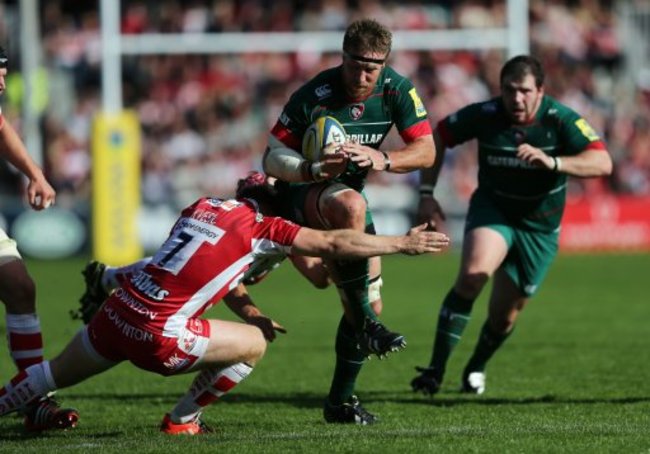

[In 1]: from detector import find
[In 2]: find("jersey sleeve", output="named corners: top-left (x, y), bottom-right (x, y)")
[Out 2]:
top-left (270, 88), bottom-right (313, 152)
top-left (556, 107), bottom-right (607, 156)
top-left (437, 102), bottom-right (486, 148)
top-left (251, 215), bottom-right (302, 256)
top-left (390, 76), bottom-right (432, 143)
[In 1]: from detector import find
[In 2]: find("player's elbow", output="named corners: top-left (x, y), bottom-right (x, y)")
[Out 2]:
top-left (594, 152), bottom-right (614, 177)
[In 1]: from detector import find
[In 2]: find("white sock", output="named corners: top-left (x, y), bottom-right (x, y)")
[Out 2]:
top-left (0, 361), bottom-right (57, 415)
top-left (170, 362), bottom-right (253, 423)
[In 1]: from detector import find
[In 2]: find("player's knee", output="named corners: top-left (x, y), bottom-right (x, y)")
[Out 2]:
top-left (456, 272), bottom-right (489, 299)
top-left (0, 271), bottom-right (36, 312)
top-left (248, 332), bottom-right (268, 364)
top-left (322, 191), bottom-right (366, 229)
top-left (488, 316), bottom-right (514, 335)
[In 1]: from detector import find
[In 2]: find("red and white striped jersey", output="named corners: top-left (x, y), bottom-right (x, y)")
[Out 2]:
top-left (107, 197), bottom-right (301, 337)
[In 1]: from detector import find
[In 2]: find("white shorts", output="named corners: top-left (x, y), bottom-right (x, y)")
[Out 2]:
top-left (0, 229), bottom-right (21, 266)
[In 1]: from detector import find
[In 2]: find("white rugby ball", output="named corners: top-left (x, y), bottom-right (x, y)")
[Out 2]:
top-left (302, 116), bottom-right (347, 161)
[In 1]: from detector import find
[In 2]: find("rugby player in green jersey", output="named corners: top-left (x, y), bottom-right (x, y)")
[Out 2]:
top-left (263, 19), bottom-right (435, 424)
top-left (411, 55), bottom-right (613, 396)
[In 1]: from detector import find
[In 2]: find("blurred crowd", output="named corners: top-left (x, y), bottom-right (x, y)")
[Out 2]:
top-left (1, 0), bottom-right (648, 212)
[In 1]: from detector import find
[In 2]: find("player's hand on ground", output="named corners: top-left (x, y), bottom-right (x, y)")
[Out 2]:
top-left (247, 315), bottom-right (287, 342)
top-left (516, 143), bottom-right (555, 170)
top-left (27, 175), bottom-right (56, 210)
top-left (402, 223), bottom-right (450, 255)
top-left (416, 196), bottom-right (445, 229)
top-left (340, 142), bottom-right (386, 171)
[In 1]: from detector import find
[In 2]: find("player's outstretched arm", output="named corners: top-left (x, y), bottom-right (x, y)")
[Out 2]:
top-left (223, 283), bottom-right (287, 342)
top-left (291, 224), bottom-right (450, 259)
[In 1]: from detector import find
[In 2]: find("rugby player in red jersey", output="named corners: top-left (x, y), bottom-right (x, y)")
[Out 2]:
top-left (0, 178), bottom-right (449, 434)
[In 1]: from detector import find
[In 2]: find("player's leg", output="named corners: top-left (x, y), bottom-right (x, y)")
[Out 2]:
top-left (0, 232), bottom-right (43, 371)
top-left (460, 228), bottom-right (558, 394)
top-left (460, 269), bottom-right (526, 394)
top-left (73, 257), bottom-right (152, 323)
top-left (162, 319), bottom-right (266, 434)
top-left (0, 327), bottom-right (118, 430)
top-left (412, 226), bottom-right (509, 394)
top-left (307, 184), bottom-right (404, 354)
top-left (306, 184), bottom-right (376, 327)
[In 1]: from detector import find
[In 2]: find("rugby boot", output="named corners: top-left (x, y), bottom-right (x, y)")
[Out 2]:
top-left (160, 413), bottom-right (214, 435)
top-left (323, 395), bottom-right (377, 425)
top-left (357, 317), bottom-right (406, 358)
top-left (411, 366), bottom-right (442, 395)
top-left (461, 370), bottom-right (486, 395)
top-left (70, 261), bottom-right (108, 324)
top-left (23, 396), bottom-right (79, 431)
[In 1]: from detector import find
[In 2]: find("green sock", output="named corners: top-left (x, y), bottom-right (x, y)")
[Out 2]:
top-left (327, 316), bottom-right (366, 405)
top-left (334, 258), bottom-right (374, 330)
top-left (429, 290), bottom-right (475, 380)
top-left (464, 321), bottom-right (513, 373)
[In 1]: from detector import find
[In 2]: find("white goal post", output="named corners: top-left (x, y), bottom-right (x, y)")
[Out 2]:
top-left (100, 0), bottom-right (529, 113)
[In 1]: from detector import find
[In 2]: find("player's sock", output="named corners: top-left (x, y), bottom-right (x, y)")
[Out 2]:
top-left (6, 313), bottom-right (44, 370)
top-left (104, 258), bottom-right (152, 289)
top-left (334, 258), bottom-right (374, 330)
top-left (428, 290), bottom-right (475, 379)
top-left (169, 362), bottom-right (253, 423)
top-left (0, 361), bottom-right (56, 415)
top-left (464, 321), bottom-right (513, 373)
top-left (327, 316), bottom-right (366, 406)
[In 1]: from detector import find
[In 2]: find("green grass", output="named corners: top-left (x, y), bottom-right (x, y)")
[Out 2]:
top-left (0, 253), bottom-right (649, 453)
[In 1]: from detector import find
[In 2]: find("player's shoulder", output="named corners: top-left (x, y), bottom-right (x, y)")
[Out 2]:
top-left (380, 65), bottom-right (415, 90)
top-left (539, 95), bottom-right (580, 120)
top-left (292, 66), bottom-right (340, 103)
top-left (451, 97), bottom-right (502, 122)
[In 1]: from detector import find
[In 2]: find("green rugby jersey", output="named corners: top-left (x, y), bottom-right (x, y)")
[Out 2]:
top-left (438, 95), bottom-right (605, 232)
top-left (271, 65), bottom-right (430, 191)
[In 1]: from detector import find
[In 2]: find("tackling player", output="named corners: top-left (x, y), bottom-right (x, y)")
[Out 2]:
top-left (0, 182), bottom-right (449, 434)
top-left (411, 55), bottom-right (613, 396)
top-left (70, 172), bottom-right (331, 326)
top-left (263, 18), bottom-right (435, 424)
top-left (0, 45), bottom-right (77, 431)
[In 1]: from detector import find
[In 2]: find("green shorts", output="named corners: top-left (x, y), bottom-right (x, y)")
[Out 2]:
top-left (466, 191), bottom-right (559, 297)
top-left (276, 182), bottom-right (375, 233)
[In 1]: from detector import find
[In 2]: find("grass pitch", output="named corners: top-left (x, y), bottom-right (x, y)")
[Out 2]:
top-left (0, 253), bottom-right (648, 453)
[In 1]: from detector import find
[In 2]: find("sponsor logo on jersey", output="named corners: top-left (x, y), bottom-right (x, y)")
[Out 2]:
top-left (513, 129), bottom-right (526, 145)
top-left (177, 218), bottom-right (220, 239)
top-left (574, 118), bottom-right (600, 141)
top-left (487, 155), bottom-right (539, 169)
top-left (408, 88), bottom-right (427, 117)
top-left (347, 133), bottom-right (384, 146)
top-left (180, 329), bottom-right (198, 353)
top-left (163, 353), bottom-right (190, 371)
top-left (191, 209), bottom-right (218, 225)
top-left (103, 305), bottom-right (154, 342)
top-left (349, 103), bottom-right (365, 120)
top-left (279, 111), bottom-right (290, 126)
top-left (115, 288), bottom-right (158, 320)
top-left (130, 271), bottom-right (170, 301)
top-left (315, 84), bottom-right (332, 99)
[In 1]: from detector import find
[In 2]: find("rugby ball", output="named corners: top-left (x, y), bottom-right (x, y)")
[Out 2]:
top-left (302, 116), bottom-right (347, 161)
